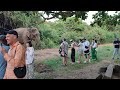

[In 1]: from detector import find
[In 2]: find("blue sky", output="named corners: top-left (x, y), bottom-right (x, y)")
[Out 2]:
top-left (39, 11), bottom-right (119, 25)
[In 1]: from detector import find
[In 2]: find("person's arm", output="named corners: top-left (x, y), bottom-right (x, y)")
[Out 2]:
top-left (77, 43), bottom-right (80, 47)
top-left (75, 42), bottom-right (78, 47)
top-left (4, 45), bottom-right (24, 67)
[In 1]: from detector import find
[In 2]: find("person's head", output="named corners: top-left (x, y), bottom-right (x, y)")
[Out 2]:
top-left (26, 41), bottom-right (32, 47)
top-left (63, 38), bottom-right (66, 41)
top-left (6, 30), bottom-right (18, 45)
top-left (92, 39), bottom-right (95, 42)
top-left (79, 39), bottom-right (83, 42)
top-left (62, 38), bottom-right (66, 42)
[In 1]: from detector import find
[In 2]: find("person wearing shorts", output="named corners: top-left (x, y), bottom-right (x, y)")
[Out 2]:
top-left (83, 38), bottom-right (90, 63)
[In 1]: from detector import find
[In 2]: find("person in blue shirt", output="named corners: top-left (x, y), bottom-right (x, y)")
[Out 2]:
top-left (0, 35), bottom-right (9, 79)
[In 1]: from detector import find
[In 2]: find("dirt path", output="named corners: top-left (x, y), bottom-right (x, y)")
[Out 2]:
top-left (34, 43), bottom-right (113, 61)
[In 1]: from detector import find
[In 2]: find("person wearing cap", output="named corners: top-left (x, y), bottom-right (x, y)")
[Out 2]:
top-left (0, 35), bottom-right (10, 79)
top-left (0, 30), bottom-right (26, 79)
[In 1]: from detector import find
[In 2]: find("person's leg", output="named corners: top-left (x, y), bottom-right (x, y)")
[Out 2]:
top-left (65, 56), bottom-right (68, 65)
top-left (78, 50), bottom-right (83, 63)
top-left (112, 48), bottom-right (117, 60)
top-left (29, 62), bottom-right (34, 79)
top-left (27, 64), bottom-right (31, 79)
top-left (72, 55), bottom-right (75, 64)
top-left (62, 57), bottom-right (65, 65)
top-left (71, 48), bottom-right (73, 62)
top-left (78, 54), bottom-right (81, 63)
top-left (84, 53), bottom-right (87, 63)
top-left (88, 53), bottom-right (91, 62)
top-left (95, 50), bottom-right (97, 60)
top-left (26, 64), bottom-right (29, 79)
top-left (86, 50), bottom-right (90, 62)
top-left (116, 48), bottom-right (119, 59)
top-left (91, 48), bottom-right (94, 59)
top-left (93, 48), bottom-right (96, 59)
top-left (71, 54), bottom-right (73, 62)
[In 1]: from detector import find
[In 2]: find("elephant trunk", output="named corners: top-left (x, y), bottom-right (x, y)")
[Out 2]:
top-left (35, 36), bottom-right (40, 48)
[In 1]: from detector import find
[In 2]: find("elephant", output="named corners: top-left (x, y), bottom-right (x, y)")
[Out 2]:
top-left (13, 27), bottom-right (40, 48)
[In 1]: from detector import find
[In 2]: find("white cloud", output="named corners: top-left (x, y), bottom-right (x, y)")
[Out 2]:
top-left (82, 11), bottom-right (98, 25)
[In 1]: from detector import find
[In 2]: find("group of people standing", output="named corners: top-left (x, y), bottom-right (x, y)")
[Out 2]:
top-left (59, 38), bottom-right (98, 66)
top-left (0, 30), bottom-right (35, 79)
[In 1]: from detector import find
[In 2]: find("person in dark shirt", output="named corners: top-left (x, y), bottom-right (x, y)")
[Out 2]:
top-left (112, 38), bottom-right (120, 60)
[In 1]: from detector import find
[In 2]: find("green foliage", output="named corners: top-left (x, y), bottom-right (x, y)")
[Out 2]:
top-left (39, 16), bottom-right (120, 49)
top-left (0, 11), bottom-right (43, 29)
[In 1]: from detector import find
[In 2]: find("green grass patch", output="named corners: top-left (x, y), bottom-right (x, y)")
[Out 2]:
top-left (35, 45), bottom-right (119, 79)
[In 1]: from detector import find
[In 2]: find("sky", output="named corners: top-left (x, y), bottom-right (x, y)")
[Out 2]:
top-left (40, 11), bottom-right (119, 25)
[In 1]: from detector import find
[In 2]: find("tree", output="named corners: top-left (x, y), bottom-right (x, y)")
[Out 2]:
top-left (41, 11), bottom-right (89, 21)
top-left (91, 11), bottom-right (120, 28)
top-left (90, 11), bottom-right (109, 27)
top-left (0, 11), bottom-right (44, 29)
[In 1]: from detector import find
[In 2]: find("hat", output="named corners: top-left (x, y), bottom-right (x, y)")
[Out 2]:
top-left (0, 35), bottom-right (6, 40)
top-left (6, 30), bottom-right (18, 38)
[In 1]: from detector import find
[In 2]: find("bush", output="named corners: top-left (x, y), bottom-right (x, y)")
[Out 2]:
top-left (38, 17), bottom-right (120, 49)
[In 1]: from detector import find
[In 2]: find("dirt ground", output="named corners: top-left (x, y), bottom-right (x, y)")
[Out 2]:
top-left (34, 43), bottom-right (113, 79)
top-left (54, 60), bottom-right (111, 79)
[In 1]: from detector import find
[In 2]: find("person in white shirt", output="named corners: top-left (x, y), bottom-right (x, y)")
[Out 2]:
top-left (83, 38), bottom-right (90, 63)
top-left (26, 41), bottom-right (35, 79)
top-left (77, 39), bottom-right (84, 63)
top-left (91, 39), bottom-right (98, 60)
